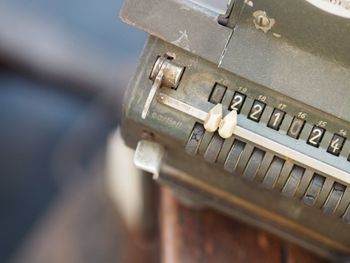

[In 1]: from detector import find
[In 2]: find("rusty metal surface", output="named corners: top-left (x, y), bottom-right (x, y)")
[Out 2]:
top-left (220, 0), bottom-right (350, 123)
top-left (120, 0), bottom-right (350, 123)
top-left (120, 0), bottom-right (232, 65)
top-left (121, 37), bottom-right (350, 259)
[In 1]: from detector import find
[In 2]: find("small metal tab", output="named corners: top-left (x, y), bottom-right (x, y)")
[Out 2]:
top-left (134, 140), bottom-right (165, 179)
top-left (142, 56), bottom-right (185, 119)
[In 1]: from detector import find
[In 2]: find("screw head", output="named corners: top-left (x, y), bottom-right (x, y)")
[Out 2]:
top-left (256, 14), bottom-right (270, 27)
top-left (253, 10), bottom-right (275, 33)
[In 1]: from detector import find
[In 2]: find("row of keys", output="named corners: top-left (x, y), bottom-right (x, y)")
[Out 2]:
top-left (208, 84), bottom-right (348, 158)
top-left (185, 123), bottom-right (350, 221)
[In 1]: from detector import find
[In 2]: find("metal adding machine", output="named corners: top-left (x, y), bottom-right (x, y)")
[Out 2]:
top-left (120, 0), bottom-right (350, 260)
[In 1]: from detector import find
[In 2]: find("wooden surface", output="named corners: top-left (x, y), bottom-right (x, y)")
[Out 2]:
top-left (9, 172), bottom-right (329, 263)
top-left (160, 187), bottom-right (328, 263)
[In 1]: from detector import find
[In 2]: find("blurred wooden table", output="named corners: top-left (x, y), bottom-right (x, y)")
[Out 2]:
top-left (160, 187), bottom-right (327, 263)
top-left (9, 173), bottom-right (328, 263)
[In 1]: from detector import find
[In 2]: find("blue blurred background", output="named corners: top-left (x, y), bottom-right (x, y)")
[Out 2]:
top-left (0, 0), bottom-right (146, 261)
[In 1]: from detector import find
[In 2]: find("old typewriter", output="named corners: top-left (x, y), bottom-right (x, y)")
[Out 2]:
top-left (120, 0), bottom-right (350, 260)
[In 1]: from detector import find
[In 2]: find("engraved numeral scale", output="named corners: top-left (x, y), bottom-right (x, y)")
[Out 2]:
top-left (120, 0), bottom-right (350, 260)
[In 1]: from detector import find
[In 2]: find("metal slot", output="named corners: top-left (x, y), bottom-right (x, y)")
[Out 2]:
top-left (275, 161), bottom-right (294, 190)
top-left (342, 204), bottom-right (350, 224)
top-left (242, 148), bottom-right (265, 181)
top-left (335, 187), bottom-right (350, 217)
top-left (185, 123), bottom-right (205, 156)
top-left (209, 83), bottom-right (227, 104)
top-left (282, 166), bottom-right (305, 197)
top-left (315, 178), bottom-right (335, 208)
top-left (217, 137), bottom-right (235, 164)
top-left (224, 140), bottom-right (246, 173)
top-left (303, 174), bottom-right (325, 206)
top-left (204, 133), bottom-right (225, 163)
top-left (198, 131), bottom-right (215, 155)
top-left (295, 169), bottom-right (314, 199)
top-left (255, 152), bottom-right (275, 183)
top-left (262, 157), bottom-right (285, 189)
top-left (322, 183), bottom-right (346, 214)
top-left (235, 144), bottom-right (255, 175)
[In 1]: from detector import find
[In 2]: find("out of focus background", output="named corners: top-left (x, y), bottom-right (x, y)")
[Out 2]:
top-left (0, 0), bottom-right (147, 262)
top-left (0, 0), bottom-right (334, 262)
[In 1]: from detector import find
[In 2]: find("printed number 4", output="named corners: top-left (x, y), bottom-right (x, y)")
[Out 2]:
top-left (330, 138), bottom-right (340, 153)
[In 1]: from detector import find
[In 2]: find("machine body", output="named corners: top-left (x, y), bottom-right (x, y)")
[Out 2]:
top-left (120, 0), bottom-right (350, 259)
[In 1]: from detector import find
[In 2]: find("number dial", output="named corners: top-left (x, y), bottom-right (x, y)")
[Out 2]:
top-left (287, 117), bottom-right (305, 139)
top-left (248, 100), bottom-right (266, 122)
top-left (209, 83), bottom-right (226, 104)
top-left (327, 134), bottom-right (346, 156)
top-left (230, 92), bottom-right (246, 113)
top-left (267, 108), bottom-right (286, 131)
top-left (307, 126), bottom-right (326, 148)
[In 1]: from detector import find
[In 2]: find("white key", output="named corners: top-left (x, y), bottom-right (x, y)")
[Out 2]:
top-left (204, 104), bottom-right (223, 133)
top-left (218, 110), bottom-right (237, 139)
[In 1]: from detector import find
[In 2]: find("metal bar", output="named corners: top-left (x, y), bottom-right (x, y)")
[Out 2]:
top-left (158, 93), bottom-right (208, 121)
top-left (157, 93), bottom-right (350, 185)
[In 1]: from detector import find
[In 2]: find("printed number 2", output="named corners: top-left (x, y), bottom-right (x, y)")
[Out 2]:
top-left (308, 127), bottom-right (325, 147)
top-left (249, 101), bottom-right (266, 122)
top-left (231, 96), bottom-right (243, 110)
top-left (230, 92), bottom-right (246, 113)
top-left (250, 104), bottom-right (263, 120)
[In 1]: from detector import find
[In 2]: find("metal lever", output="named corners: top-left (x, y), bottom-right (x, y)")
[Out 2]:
top-left (142, 56), bottom-right (185, 119)
top-left (158, 93), bottom-right (238, 139)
